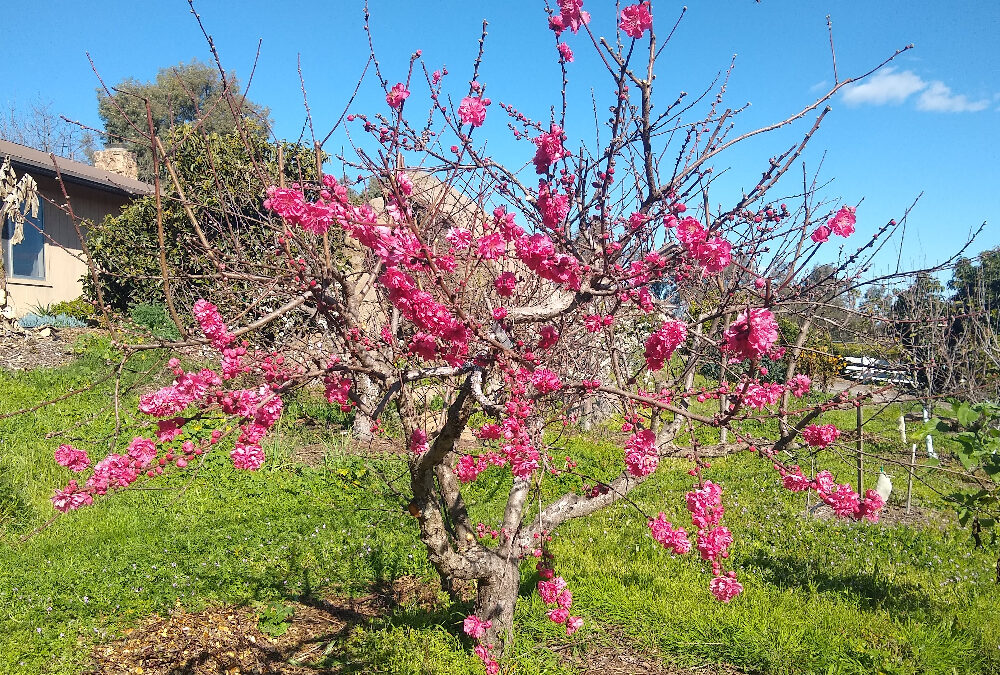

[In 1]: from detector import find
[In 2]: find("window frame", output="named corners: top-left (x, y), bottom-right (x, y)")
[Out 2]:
top-left (2, 200), bottom-right (45, 281)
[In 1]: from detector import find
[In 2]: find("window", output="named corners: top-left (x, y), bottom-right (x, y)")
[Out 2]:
top-left (2, 201), bottom-right (44, 280)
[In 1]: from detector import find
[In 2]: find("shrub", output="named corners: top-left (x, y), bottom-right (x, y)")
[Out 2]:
top-left (18, 313), bottom-right (87, 329)
top-left (49, 297), bottom-right (96, 324)
top-left (128, 303), bottom-right (181, 340)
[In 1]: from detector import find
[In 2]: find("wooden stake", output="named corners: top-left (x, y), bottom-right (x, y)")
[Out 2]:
top-left (856, 403), bottom-right (864, 495)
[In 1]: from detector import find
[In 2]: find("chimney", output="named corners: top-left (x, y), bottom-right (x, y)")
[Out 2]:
top-left (93, 147), bottom-right (139, 180)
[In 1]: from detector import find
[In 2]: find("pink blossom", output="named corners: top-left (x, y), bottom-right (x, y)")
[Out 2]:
top-left (721, 308), bottom-right (779, 361)
top-left (676, 216), bottom-right (706, 246)
top-left (624, 429), bottom-right (658, 477)
top-left (802, 423), bottom-right (840, 448)
top-left (54, 444), bottom-right (90, 472)
top-left (51, 480), bottom-right (93, 512)
top-left (556, 588), bottom-right (573, 609)
top-left (538, 576), bottom-right (568, 604)
top-left (557, 0), bottom-right (590, 33)
top-left (692, 236), bottom-right (733, 274)
top-left (828, 206), bottom-right (856, 237)
top-left (231, 442), bottom-right (264, 470)
top-left (530, 368), bottom-right (563, 394)
top-left (740, 382), bottom-right (783, 410)
top-left (532, 124), bottom-right (568, 174)
top-left (547, 607), bottom-right (570, 624)
top-left (780, 465), bottom-right (811, 492)
top-left (644, 320), bottom-right (687, 371)
top-left (494, 271), bottom-right (517, 297)
top-left (535, 181), bottom-right (570, 230)
top-left (557, 42), bottom-right (574, 62)
top-left (566, 616), bottom-right (584, 635)
top-left (477, 232), bottom-right (506, 260)
top-left (127, 437), bottom-right (158, 469)
top-left (396, 171), bottom-right (413, 196)
top-left (492, 307), bottom-right (508, 321)
top-left (410, 429), bottom-right (430, 455)
top-left (474, 645), bottom-right (500, 674)
top-left (408, 333), bottom-right (437, 360)
top-left (709, 573), bottom-right (743, 603)
top-left (458, 96), bottom-right (487, 127)
top-left (648, 513), bottom-right (691, 554)
top-left (477, 423), bottom-right (502, 440)
top-left (696, 526), bottom-right (733, 561)
top-left (87, 454), bottom-right (138, 495)
top-left (619, 2), bottom-right (653, 39)
top-left (686, 481), bottom-right (724, 529)
top-left (810, 225), bottom-right (831, 243)
top-left (786, 374), bottom-right (811, 398)
top-left (538, 325), bottom-right (559, 350)
top-left (824, 483), bottom-right (860, 518)
top-left (463, 615), bottom-right (491, 639)
top-left (583, 314), bottom-right (603, 333)
top-left (445, 227), bottom-right (473, 250)
top-left (386, 83), bottom-right (410, 109)
top-left (857, 489), bottom-right (885, 522)
top-left (814, 470), bottom-right (835, 493)
top-left (193, 299), bottom-right (234, 350)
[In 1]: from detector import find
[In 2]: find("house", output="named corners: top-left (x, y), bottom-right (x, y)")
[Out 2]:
top-left (0, 139), bottom-right (151, 317)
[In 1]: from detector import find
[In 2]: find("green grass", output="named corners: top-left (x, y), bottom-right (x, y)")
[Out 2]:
top-left (2, 347), bottom-right (999, 674)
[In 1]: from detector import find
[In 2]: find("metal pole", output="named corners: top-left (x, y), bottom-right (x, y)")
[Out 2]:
top-left (856, 403), bottom-right (864, 495)
top-left (906, 443), bottom-right (916, 514)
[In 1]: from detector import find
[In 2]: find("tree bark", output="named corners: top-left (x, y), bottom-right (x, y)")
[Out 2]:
top-left (475, 557), bottom-right (522, 650)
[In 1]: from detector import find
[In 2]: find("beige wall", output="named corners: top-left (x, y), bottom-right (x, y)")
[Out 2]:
top-left (4, 175), bottom-right (130, 317)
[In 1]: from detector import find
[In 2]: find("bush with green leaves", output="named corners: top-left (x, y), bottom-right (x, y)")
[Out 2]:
top-left (49, 298), bottom-right (96, 324)
top-left (83, 122), bottom-right (321, 313)
top-left (921, 400), bottom-right (1000, 551)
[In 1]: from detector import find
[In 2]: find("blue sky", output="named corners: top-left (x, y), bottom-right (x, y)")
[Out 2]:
top-left (2, 0), bottom-right (996, 279)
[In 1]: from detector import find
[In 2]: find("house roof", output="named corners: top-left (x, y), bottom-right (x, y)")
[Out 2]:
top-left (0, 139), bottom-right (153, 196)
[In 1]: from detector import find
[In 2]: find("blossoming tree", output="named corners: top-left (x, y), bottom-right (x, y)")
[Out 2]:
top-left (46, 1), bottom-right (933, 666)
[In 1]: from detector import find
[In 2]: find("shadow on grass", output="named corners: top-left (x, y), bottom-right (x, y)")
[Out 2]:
top-left (744, 551), bottom-right (934, 615)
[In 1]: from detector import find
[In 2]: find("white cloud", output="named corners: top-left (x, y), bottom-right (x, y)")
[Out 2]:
top-left (841, 68), bottom-right (926, 106)
top-left (916, 81), bottom-right (990, 112)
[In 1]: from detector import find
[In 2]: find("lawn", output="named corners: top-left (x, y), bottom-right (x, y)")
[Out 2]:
top-left (1, 341), bottom-right (998, 674)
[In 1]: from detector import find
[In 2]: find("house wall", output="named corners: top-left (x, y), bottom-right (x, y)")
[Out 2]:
top-left (4, 175), bottom-right (130, 317)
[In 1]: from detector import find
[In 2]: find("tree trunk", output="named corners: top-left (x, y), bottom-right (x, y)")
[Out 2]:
top-left (352, 374), bottom-right (377, 441)
top-left (474, 557), bottom-right (522, 651)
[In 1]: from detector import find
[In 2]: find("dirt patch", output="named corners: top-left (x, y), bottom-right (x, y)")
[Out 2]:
top-left (0, 326), bottom-right (97, 371)
top-left (805, 501), bottom-right (952, 528)
top-left (88, 576), bottom-right (443, 674)
top-left (552, 627), bottom-right (748, 675)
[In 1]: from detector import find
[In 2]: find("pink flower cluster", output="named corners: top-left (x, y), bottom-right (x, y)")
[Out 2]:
top-left (464, 616), bottom-right (499, 673)
top-left (644, 320), bottom-right (687, 371)
top-left (193, 299), bottom-right (235, 350)
top-left (532, 124), bottom-right (568, 174)
top-left (739, 381), bottom-right (783, 410)
top-left (494, 271), bottom-right (517, 297)
top-left (672, 216), bottom-right (733, 275)
top-left (619, 2), bottom-right (653, 39)
top-left (775, 466), bottom-right (885, 522)
top-left (386, 83), bottom-right (410, 109)
top-left (54, 444), bottom-right (90, 472)
top-left (721, 308), bottom-right (779, 361)
top-left (549, 0), bottom-right (590, 34)
top-left (812, 205), bottom-right (857, 242)
top-left (624, 429), bottom-right (658, 478)
top-left (786, 374), bottom-right (811, 398)
top-left (458, 96), bottom-right (488, 127)
top-left (802, 423), bottom-right (840, 448)
top-left (648, 513), bottom-right (691, 554)
top-left (537, 576), bottom-right (583, 635)
top-left (685, 480), bottom-right (742, 601)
